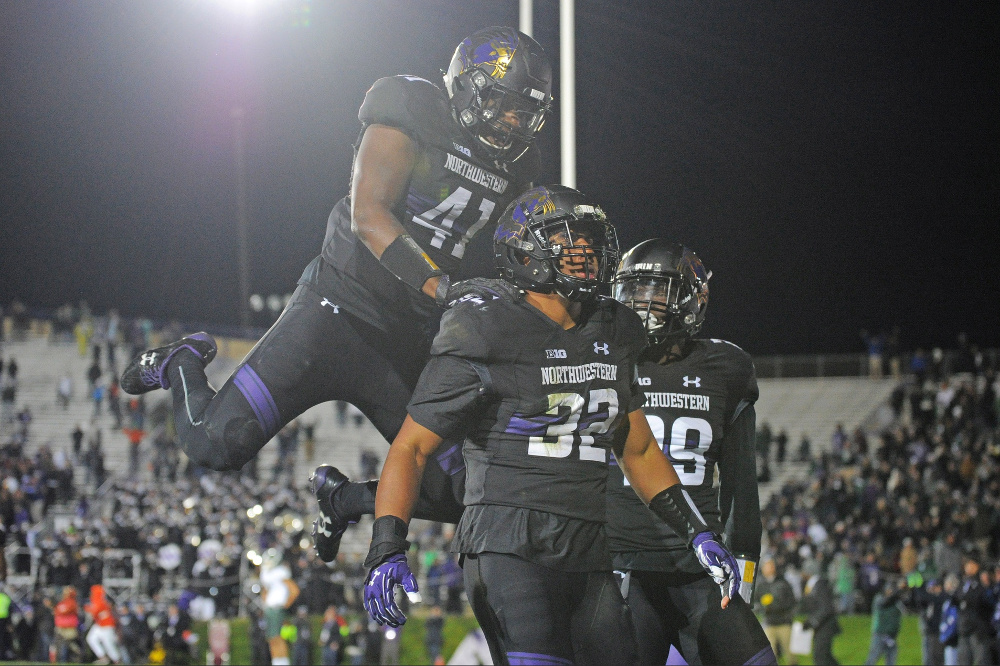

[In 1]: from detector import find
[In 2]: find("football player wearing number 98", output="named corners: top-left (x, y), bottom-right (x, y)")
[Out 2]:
top-left (607, 239), bottom-right (776, 665)
top-left (361, 187), bottom-right (743, 666)
top-left (118, 28), bottom-right (550, 548)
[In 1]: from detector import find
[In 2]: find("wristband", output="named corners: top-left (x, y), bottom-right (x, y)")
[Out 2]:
top-left (379, 234), bottom-right (443, 293)
top-left (363, 515), bottom-right (411, 569)
top-left (434, 274), bottom-right (451, 307)
top-left (647, 484), bottom-right (710, 547)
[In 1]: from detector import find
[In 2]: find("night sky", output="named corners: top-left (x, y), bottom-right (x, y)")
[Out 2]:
top-left (1, 1), bottom-right (995, 356)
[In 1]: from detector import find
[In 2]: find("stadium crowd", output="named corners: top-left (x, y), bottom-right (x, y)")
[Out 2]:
top-left (756, 350), bottom-right (1000, 664)
top-left (4, 300), bottom-right (1000, 664)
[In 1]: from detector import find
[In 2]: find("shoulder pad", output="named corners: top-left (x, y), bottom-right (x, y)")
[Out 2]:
top-left (431, 300), bottom-right (490, 362)
top-left (358, 76), bottom-right (453, 147)
top-left (706, 338), bottom-right (757, 401)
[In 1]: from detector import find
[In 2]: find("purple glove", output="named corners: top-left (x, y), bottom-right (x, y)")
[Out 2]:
top-left (364, 554), bottom-right (418, 627)
top-left (693, 531), bottom-right (740, 602)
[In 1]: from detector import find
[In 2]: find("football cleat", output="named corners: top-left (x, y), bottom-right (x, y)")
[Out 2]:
top-left (120, 332), bottom-right (217, 395)
top-left (311, 465), bottom-right (352, 563)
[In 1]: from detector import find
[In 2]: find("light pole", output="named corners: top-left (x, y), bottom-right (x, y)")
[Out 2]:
top-left (231, 106), bottom-right (252, 329)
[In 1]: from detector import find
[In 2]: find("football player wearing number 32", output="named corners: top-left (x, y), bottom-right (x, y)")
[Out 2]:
top-left (361, 186), bottom-right (743, 666)
top-left (607, 239), bottom-right (776, 665)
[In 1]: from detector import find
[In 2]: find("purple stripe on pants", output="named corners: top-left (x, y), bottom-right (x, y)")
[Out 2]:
top-left (234, 366), bottom-right (280, 438)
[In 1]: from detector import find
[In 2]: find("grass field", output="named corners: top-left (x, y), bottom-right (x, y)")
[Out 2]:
top-left (191, 611), bottom-right (925, 665)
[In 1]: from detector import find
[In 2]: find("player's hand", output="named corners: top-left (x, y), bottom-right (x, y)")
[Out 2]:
top-left (363, 554), bottom-right (418, 627)
top-left (693, 531), bottom-right (740, 608)
top-left (442, 277), bottom-right (523, 308)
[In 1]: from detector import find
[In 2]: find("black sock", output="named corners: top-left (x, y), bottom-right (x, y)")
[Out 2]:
top-left (335, 480), bottom-right (378, 521)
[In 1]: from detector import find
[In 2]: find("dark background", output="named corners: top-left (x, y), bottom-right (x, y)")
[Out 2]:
top-left (1, 1), bottom-right (995, 355)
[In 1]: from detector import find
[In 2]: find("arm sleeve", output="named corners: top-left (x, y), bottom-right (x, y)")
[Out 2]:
top-left (718, 403), bottom-right (762, 558)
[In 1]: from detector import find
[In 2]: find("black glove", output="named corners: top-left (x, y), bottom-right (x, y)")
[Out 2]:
top-left (436, 276), bottom-right (523, 308)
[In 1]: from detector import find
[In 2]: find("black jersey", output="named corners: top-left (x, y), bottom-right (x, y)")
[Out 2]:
top-left (606, 338), bottom-right (759, 574)
top-left (304, 76), bottom-right (540, 336)
top-left (406, 288), bottom-right (648, 571)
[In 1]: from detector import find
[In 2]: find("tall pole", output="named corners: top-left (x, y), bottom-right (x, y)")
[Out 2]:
top-left (519, 0), bottom-right (533, 37)
top-left (231, 106), bottom-right (251, 329)
top-left (560, 0), bottom-right (575, 188)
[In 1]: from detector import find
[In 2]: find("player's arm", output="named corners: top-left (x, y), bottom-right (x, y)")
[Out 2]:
top-left (616, 408), bottom-right (740, 608)
top-left (718, 402), bottom-right (763, 604)
top-left (351, 124), bottom-right (443, 300)
top-left (362, 415), bottom-right (444, 628)
top-left (374, 415), bottom-right (445, 524)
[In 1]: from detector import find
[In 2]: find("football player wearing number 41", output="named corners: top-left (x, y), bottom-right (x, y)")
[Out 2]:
top-left (361, 186), bottom-right (744, 666)
top-left (607, 239), bottom-right (776, 665)
top-left (119, 27), bottom-right (551, 538)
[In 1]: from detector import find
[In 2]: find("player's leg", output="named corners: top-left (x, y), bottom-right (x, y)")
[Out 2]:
top-left (623, 571), bottom-right (675, 665)
top-left (310, 314), bottom-right (467, 561)
top-left (463, 552), bottom-right (578, 666)
top-left (571, 571), bottom-right (640, 666)
top-left (634, 571), bottom-right (775, 666)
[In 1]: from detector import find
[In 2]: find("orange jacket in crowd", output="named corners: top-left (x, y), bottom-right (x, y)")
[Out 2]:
top-left (85, 585), bottom-right (116, 628)
top-left (54, 588), bottom-right (79, 629)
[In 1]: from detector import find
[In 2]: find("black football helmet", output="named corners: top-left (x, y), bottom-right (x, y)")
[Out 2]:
top-left (494, 185), bottom-right (619, 302)
top-left (613, 239), bottom-right (711, 344)
top-left (443, 27), bottom-right (552, 162)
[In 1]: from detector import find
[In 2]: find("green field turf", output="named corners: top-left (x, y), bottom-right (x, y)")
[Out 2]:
top-left (191, 611), bottom-right (925, 665)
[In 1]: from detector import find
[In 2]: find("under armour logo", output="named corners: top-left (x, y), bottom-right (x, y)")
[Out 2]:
top-left (316, 515), bottom-right (332, 538)
top-left (594, 342), bottom-right (610, 355)
top-left (320, 298), bottom-right (340, 313)
top-left (683, 376), bottom-right (701, 388)
top-left (140, 352), bottom-right (156, 366)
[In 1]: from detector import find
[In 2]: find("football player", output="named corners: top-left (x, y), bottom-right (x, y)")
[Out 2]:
top-left (119, 27), bottom-right (551, 553)
top-left (360, 187), bottom-right (743, 666)
top-left (607, 239), bottom-right (775, 665)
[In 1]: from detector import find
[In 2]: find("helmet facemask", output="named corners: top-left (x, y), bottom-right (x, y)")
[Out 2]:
top-left (456, 69), bottom-right (549, 161)
top-left (532, 213), bottom-right (619, 302)
top-left (614, 275), bottom-right (697, 343)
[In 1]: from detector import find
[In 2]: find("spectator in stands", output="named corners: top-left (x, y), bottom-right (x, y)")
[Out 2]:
top-left (957, 552), bottom-right (994, 665)
top-left (775, 428), bottom-right (789, 465)
top-left (865, 577), bottom-right (905, 666)
top-left (757, 421), bottom-right (774, 463)
top-left (861, 329), bottom-right (885, 380)
top-left (830, 551), bottom-right (856, 614)
top-left (799, 558), bottom-right (840, 665)
top-left (359, 449), bottom-right (380, 480)
top-left (941, 574), bottom-right (961, 666)
top-left (797, 432), bottom-right (812, 462)
top-left (831, 423), bottom-right (847, 457)
top-left (319, 605), bottom-right (347, 666)
top-left (0, 587), bottom-right (12, 660)
top-left (118, 601), bottom-right (152, 665)
top-left (272, 421), bottom-right (300, 485)
top-left (0, 369), bottom-right (16, 425)
top-left (108, 379), bottom-right (123, 429)
top-left (915, 578), bottom-right (947, 666)
top-left (885, 326), bottom-right (903, 380)
top-left (57, 372), bottom-right (73, 409)
top-left (13, 603), bottom-right (39, 662)
top-left (291, 605), bottom-right (313, 666)
top-left (425, 604), bottom-right (445, 665)
top-left (935, 532), bottom-right (964, 580)
top-left (53, 587), bottom-right (81, 663)
top-left (162, 602), bottom-right (194, 666)
top-left (755, 558), bottom-right (797, 665)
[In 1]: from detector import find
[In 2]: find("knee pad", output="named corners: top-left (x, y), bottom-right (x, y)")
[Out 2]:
top-left (219, 416), bottom-right (267, 469)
